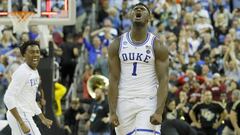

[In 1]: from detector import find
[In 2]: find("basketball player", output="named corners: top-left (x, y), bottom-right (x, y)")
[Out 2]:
top-left (3, 41), bottom-right (52, 135)
top-left (108, 3), bottom-right (169, 135)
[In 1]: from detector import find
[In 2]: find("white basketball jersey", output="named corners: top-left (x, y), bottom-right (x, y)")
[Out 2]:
top-left (118, 32), bottom-right (158, 98)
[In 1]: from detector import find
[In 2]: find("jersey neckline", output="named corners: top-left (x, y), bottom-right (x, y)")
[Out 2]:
top-left (126, 32), bottom-right (150, 47)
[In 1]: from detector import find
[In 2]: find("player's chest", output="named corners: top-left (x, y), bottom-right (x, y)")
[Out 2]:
top-left (26, 74), bottom-right (40, 88)
top-left (119, 47), bottom-right (154, 63)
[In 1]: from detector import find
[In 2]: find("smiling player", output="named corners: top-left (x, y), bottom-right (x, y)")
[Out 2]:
top-left (4, 41), bottom-right (52, 135)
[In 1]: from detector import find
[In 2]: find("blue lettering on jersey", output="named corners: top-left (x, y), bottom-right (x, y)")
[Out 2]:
top-left (122, 53), bottom-right (151, 63)
top-left (143, 55), bottom-right (151, 63)
top-left (129, 53), bottom-right (135, 60)
top-left (136, 53), bottom-right (143, 61)
top-left (30, 78), bottom-right (38, 86)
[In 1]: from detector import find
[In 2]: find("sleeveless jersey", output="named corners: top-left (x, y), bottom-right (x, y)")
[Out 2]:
top-left (118, 32), bottom-right (158, 98)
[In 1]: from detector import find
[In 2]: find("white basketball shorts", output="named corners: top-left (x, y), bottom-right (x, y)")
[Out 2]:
top-left (6, 110), bottom-right (41, 135)
top-left (115, 96), bottom-right (161, 135)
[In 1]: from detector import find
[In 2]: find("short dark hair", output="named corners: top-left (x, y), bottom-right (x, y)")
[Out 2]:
top-left (132, 3), bottom-right (151, 14)
top-left (19, 41), bottom-right (40, 56)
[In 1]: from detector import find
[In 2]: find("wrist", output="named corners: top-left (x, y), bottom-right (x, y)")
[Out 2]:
top-left (155, 110), bottom-right (163, 115)
top-left (110, 110), bottom-right (116, 115)
top-left (38, 113), bottom-right (45, 121)
top-left (193, 121), bottom-right (198, 124)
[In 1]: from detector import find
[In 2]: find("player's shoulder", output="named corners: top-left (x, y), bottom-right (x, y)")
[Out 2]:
top-left (192, 101), bottom-right (204, 109)
top-left (232, 100), bottom-right (240, 109)
top-left (152, 35), bottom-right (168, 60)
top-left (212, 101), bottom-right (224, 108)
top-left (108, 36), bottom-right (121, 56)
top-left (12, 63), bottom-right (28, 77)
top-left (14, 63), bottom-right (27, 73)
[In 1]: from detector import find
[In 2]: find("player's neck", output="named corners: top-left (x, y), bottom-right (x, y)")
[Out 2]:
top-left (130, 27), bottom-right (148, 43)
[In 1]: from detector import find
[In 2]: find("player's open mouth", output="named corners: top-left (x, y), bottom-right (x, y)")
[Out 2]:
top-left (135, 13), bottom-right (142, 19)
top-left (32, 58), bottom-right (39, 63)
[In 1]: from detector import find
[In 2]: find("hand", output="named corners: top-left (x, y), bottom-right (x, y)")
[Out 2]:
top-left (41, 117), bottom-right (53, 128)
top-left (102, 117), bottom-right (110, 124)
top-left (64, 125), bottom-right (72, 134)
top-left (236, 128), bottom-right (240, 135)
top-left (191, 122), bottom-right (201, 128)
top-left (85, 121), bottom-right (90, 130)
top-left (19, 122), bottom-right (30, 134)
top-left (75, 113), bottom-right (83, 120)
top-left (213, 122), bottom-right (221, 129)
top-left (150, 113), bottom-right (162, 125)
top-left (176, 103), bottom-right (184, 110)
top-left (110, 113), bottom-right (119, 127)
top-left (40, 98), bottom-right (46, 106)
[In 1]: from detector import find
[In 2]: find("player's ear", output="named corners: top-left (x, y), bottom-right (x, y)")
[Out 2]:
top-left (23, 51), bottom-right (27, 57)
top-left (149, 13), bottom-right (153, 22)
top-left (130, 10), bottom-right (135, 20)
top-left (126, 11), bottom-right (131, 19)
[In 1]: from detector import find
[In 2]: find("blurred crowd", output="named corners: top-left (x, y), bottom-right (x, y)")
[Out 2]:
top-left (1, 0), bottom-right (240, 135)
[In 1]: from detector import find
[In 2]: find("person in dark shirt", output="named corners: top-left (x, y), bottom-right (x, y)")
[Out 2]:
top-left (161, 119), bottom-right (199, 135)
top-left (230, 98), bottom-right (240, 135)
top-left (64, 98), bottom-right (86, 135)
top-left (87, 88), bottom-right (110, 135)
top-left (176, 91), bottom-right (192, 124)
top-left (222, 90), bottom-right (240, 135)
top-left (190, 91), bottom-right (226, 135)
top-left (60, 34), bottom-right (78, 88)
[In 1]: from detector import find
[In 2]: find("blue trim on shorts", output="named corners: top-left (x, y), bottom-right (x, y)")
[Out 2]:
top-left (126, 129), bottom-right (135, 135)
top-left (126, 128), bottom-right (161, 135)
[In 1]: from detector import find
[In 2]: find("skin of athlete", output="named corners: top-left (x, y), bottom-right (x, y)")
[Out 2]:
top-left (108, 3), bottom-right (169, 128)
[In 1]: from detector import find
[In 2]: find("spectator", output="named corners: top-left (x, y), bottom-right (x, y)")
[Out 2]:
top-left (28, 25), bottom-right (39, 41)
top-left (60, 33), bottom-right (78, 88)
top-left (223, 45), bottom-right (240, 83)
top-left (86, 88), bottom-right (110, 135)
top-left (83, 26), bottom-right (107, 65)
top-left (222, 90), bottom-right (240, 135)
top-left (162, 119), bottom-right (198, 135)
top-left (206, 73), bottom-right (226, 101)
top-left (165, 98), bottom-right (177, 120)
top-left (0, 28), bottom-right (18, 55)
top-left (230, 96), bottom-right (240, 135)
top-left (64, 98), bottom-right (86, 135)
top-left (176, 91), bottom-right (192, 123)
top-left (94, 47), bottom-right (109, 77)
top-left (190, 91), bottom-right (226, 135)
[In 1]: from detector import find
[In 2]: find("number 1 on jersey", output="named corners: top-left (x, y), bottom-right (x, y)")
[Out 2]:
top-left (132, 62), bottom-right (137, 76)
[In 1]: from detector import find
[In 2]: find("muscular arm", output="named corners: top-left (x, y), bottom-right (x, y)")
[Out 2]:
top-left (230, 110), bottom-right (239, 129)
top-left (189, 109), bottom-right (198, 123)
top-left (154, 38), bottom-right (169, 115)
top-left (108, 37), bottom-right (121, 114)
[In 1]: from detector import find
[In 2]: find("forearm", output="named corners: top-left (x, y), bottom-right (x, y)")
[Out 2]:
top-left (34, 101), bottom-right (42, 115)
top-left (9, 108), bottom-right (24, 124)
top-left (230, 111), bottom-right (239, 130)
top-left (90, 28), bottom-right (104, 37)
top-left (108, 81), bottom-right (119, 114)
top-left (217, 111), bottom-right (226, 124)
top-left (231, 119), bottom-right (239, 130)
top-left (189, 110), bottom-right (198, 123)
top-left (38, 113), bottom-right (46, 121)
top-left (155, 76), bottom-right (168, 114)
top-left (182, 106), bottom-right (189, 113)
